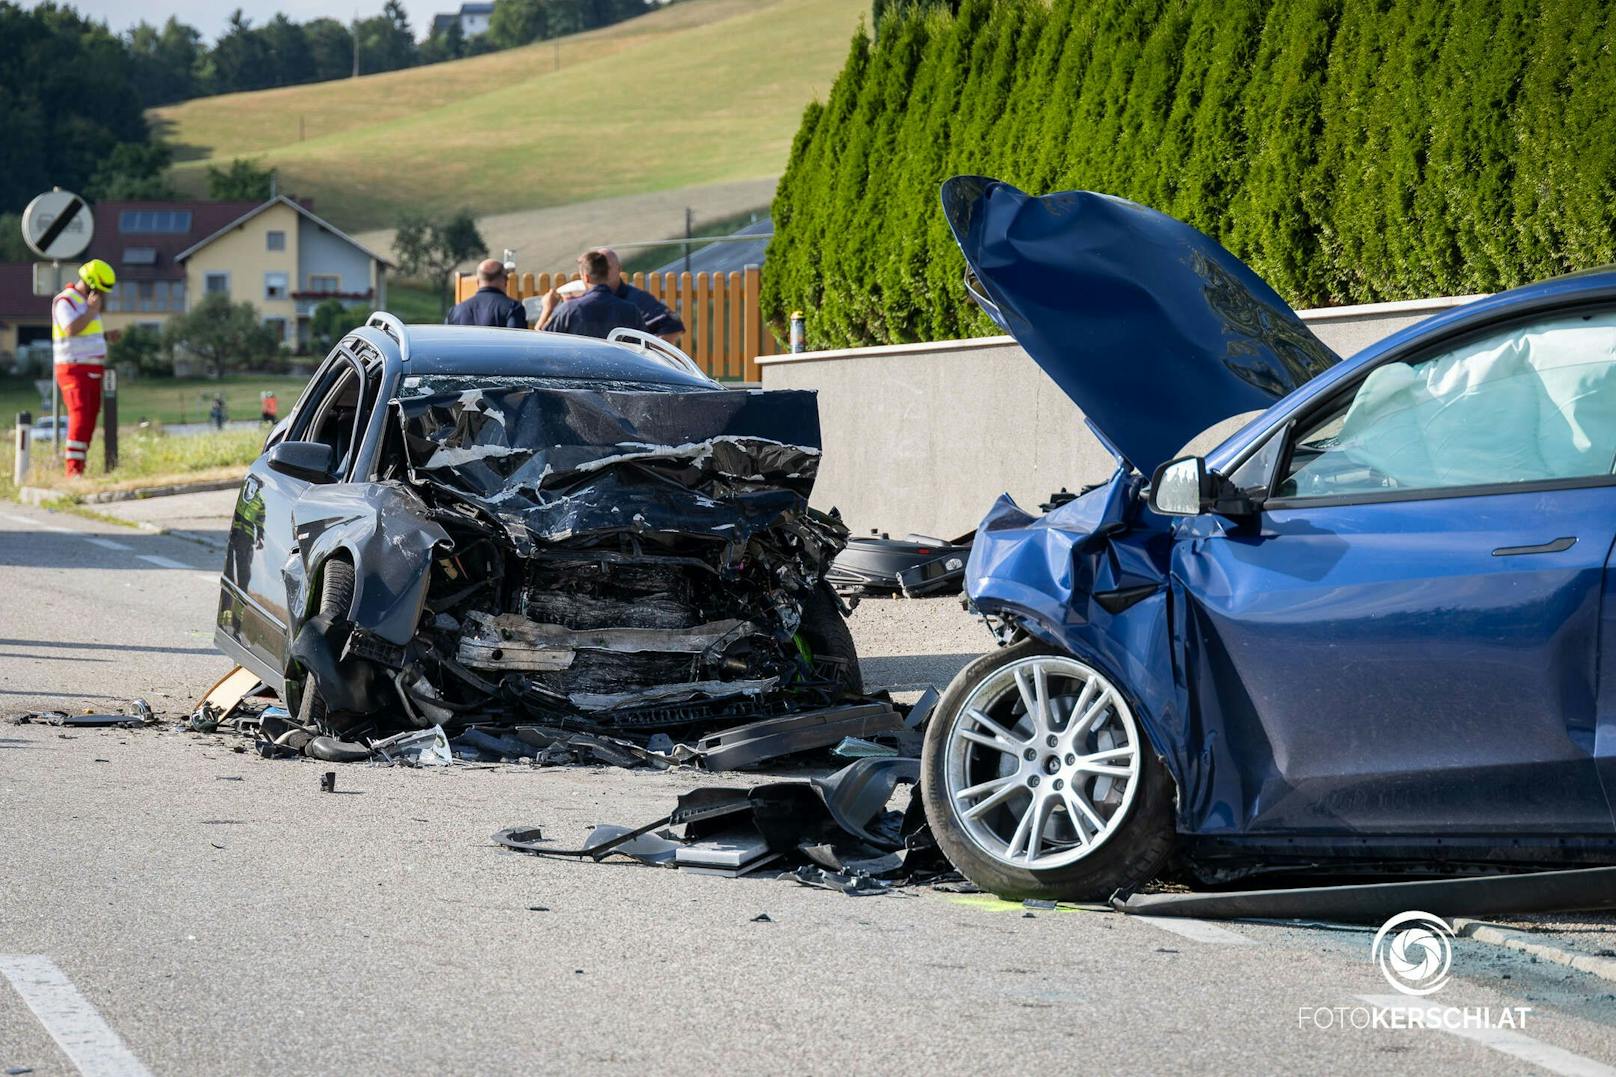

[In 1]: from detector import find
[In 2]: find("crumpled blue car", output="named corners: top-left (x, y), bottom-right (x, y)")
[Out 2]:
top-left (918, 176), bottom-right (1616, 899)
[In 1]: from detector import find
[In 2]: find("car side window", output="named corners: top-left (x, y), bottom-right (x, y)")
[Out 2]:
top-left (303, 358), bottom-right (366, 479)
top-left (1274, 309), bottom-right (1616, 500)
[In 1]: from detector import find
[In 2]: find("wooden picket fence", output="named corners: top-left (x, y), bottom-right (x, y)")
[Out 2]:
top-left (453, 266), bottom-right (782, 382)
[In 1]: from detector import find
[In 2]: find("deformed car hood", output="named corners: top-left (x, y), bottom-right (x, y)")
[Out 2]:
top-left (940, 176), bottom-right (1338, 474)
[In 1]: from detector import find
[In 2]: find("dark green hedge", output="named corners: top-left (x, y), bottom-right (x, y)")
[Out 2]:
top-left (763, 0), bottom-right (1616, 348)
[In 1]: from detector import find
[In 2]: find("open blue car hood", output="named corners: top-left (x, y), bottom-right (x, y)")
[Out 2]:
top-left (941, 176), bottom-right (1339, 475)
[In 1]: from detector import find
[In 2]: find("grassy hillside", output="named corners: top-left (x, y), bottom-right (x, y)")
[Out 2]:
top-left (152, 0), bottom-right (866, 233)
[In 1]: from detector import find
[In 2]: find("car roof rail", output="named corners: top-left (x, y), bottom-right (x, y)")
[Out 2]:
top-left (365, 311), bottom-right (411, 362)
top-left (607, 327), bottom-right (716, 385)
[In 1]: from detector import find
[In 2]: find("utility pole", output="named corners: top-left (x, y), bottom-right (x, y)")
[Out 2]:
top-left (352, 14), bottom-right (360, 77)
top-left (683, 207), bottom-right (693, 274)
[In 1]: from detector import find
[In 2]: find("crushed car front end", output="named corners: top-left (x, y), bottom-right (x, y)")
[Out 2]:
top-left (228, 324), bottom-right (874, 754)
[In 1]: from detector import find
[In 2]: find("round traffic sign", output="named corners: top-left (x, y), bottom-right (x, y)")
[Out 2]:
top-left (22, 189), bottom-right (94, 260)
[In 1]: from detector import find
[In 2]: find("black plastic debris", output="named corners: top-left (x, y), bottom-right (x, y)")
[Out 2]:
top-left (1111, 864), bottom-right (1616, 924)
top-left (694, 704), bottom-right (907, 771)
top-left (308, 736), bottom-right (375, 764)
top-left (827, 532), bottom-right (974, 598)
top-left (320, 772), bottom-right (336, 793)
top-left (494, 757), bottom-right (952, 894)
top-left (751, 913), bottom-right (773, 923)
top-left (792, 865), bottom-right (894, 896)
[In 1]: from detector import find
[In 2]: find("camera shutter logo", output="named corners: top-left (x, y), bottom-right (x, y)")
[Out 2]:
top-left (1373, 910), bottom-right (1454, 996)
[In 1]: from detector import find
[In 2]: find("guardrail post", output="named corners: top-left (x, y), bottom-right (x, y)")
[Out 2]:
top-left (102, 368), bottom-right (118, 472)
top-left (14, 411), bottom-right (30, 486)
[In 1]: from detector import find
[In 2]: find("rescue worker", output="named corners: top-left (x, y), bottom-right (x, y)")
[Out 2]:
top-left (52, 259), bottom-right (116, 477)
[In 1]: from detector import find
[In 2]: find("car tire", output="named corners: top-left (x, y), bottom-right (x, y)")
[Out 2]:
top-left (921, 638), bottom-right (1174, 900)
top-left (797, 582), bottom-right (864, 695)
top-left (296, 558), bottom-right (356, 732)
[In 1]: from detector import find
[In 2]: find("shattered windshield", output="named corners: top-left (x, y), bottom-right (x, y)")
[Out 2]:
top-left (1276, 309), bottom-right (1616, 498)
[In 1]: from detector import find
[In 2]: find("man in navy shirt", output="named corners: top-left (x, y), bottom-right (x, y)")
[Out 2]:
top-left (541, 250), bottom-right (645, 339)
top-left (600, 248), bottom-right (685, 342)
top-left (447, 259), bottom-right (527, 328)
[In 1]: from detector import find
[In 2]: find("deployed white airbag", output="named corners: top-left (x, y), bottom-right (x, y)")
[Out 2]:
top-left (1298, 310), bottom-right (1616, 492)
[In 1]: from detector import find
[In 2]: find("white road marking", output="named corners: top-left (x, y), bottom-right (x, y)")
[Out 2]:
top-left (135, 555), bottom-right (193, 570)
top-left (1135, 916), bottom-right (1256, 945)
top-left (1357, 995), bottom-right (1616, 1076)
top-left (81, 537), bottom-right (133, 552)
top-left (0, 954), bottom-right (153, 1077)
top-left (2, 512), bottom-right (69, 533)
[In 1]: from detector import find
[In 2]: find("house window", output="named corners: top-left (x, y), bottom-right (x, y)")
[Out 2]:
top-left (308, 274), bottom-right (341, 294)
top-left (265, 272), bottom-right (289, 300)
top-left (137, 281), bottom-right (156, 312)
top-left (205, 272), bottom-right (230, 296)
top-left (167, 280), bottom-right (187, 311)
top-left (104, 284), bottom-right (124, 313)
top-left (122, 247), bottom-right (157, 265)
top-left (264, 318), bottom-right (288, 343)
top-left (267, 230), bottom-right (286, 251)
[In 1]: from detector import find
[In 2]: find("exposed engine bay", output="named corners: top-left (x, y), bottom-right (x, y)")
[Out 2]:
top-left (284, 381), bottom-right (901, 761)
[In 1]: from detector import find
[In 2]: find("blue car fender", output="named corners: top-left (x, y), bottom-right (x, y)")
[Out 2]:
top-left (965, 470), bottom-right (1202, 819)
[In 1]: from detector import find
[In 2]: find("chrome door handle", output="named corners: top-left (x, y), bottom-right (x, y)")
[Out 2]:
top-left (1492, 536), bottom-right (1577, 557)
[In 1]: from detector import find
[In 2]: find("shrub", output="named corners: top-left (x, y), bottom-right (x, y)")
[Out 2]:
top-left (767, 0), bottom-right (1616, 346)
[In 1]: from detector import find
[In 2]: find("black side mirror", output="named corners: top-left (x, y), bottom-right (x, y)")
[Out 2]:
top-left (1148, 455), bottom-right (1256, 518)
top-left (266, 440), bottom-right (336, 483)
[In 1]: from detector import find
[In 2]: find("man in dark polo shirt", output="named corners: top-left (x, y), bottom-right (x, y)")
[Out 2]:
top-left (600, 247), bottom-right (685, 343)
top-left (447, 259), bottom-right (527, 328)
top-left (540, 250), bottom-right (645, 339)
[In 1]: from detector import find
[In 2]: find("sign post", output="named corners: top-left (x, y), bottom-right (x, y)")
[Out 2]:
top-left (21, 189), bottom-right (98, 471)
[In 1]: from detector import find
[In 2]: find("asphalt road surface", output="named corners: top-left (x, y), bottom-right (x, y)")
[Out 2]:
top-left (3, 503), bottom-right (1615, 1075)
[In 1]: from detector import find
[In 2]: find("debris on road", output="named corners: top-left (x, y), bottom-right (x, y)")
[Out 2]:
top-left (827, 531), bottom-right (973, 598)
top-left (183, 662), bottom-right (921, 774)
top-left (13, 704), bottom-right (158, 728)
top-left (493, 757), bottom-right (954, 894)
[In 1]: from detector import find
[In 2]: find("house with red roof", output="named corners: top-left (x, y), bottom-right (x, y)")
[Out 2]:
top-left (1, 196), bottom-right (390, 369)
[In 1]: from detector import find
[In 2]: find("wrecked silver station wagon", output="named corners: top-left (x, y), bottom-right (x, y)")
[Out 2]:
top-left (215, 317), bottom-right (869, 749)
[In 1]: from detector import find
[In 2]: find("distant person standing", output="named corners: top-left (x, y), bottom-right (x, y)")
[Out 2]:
top-left (210, 395), bottom-right (227, 430)
top-left (447, 259), bottom-right (527, 328)
top-left (599, 248), bottom-right (685, 343)
top-left (260, 391), bottom-right (279, 424)
top-left (51, 259), bottom-right (117, 477)
top-left (538, 250), bottom-right (646, 339)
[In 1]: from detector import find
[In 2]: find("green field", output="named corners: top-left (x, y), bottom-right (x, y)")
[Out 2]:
top-left (0, 375), bottom-right (310, 430)
top-left (152, 0), bottom-right (865, 233)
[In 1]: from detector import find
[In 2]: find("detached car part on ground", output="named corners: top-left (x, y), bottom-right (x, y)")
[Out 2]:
top-left (826, 530), bottom-right (974, 598)
top-left (921, 176), bottom-right (1616, 901)
top-left (214, 321), bottom-right (881, 755)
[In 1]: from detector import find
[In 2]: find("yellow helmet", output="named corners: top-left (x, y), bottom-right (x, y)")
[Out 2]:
top-left (79, 259), bottom-right (116, 292)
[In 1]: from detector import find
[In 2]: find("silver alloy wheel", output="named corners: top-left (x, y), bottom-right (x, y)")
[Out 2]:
top-left (943, 654), bottom-right (1143, 870)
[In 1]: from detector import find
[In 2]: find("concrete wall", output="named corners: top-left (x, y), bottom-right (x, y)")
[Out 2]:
top-left (758, 295), bottom-right (1483, 538)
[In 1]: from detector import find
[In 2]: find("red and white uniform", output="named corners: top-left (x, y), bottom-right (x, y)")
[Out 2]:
top-left (52, 287), bottom-right (106, 477)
